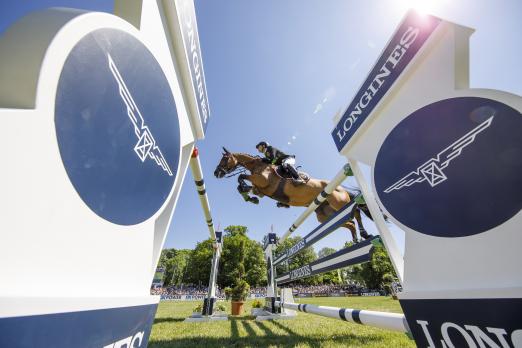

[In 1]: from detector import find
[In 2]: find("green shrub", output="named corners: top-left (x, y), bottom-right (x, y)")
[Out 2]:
top-left (231, 280), bottom-right (250, 302)
top-left (224, 287), bottom-right (232, 300)
top-left (252, 299), bottom-right (263, 308)
top-left (216, 303), bottom-right (226, 312)
top-left (193, 303), bottom-right (203, 313)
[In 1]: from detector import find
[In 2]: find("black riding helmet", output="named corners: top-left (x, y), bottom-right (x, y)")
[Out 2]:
top-left (256, 141), bottom-right (268, 150)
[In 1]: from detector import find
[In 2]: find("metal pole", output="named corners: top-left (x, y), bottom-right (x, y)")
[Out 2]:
top-left (349, 159), bottom-right (404, 283)
top-left (203, 231), bottom-right (222, 315)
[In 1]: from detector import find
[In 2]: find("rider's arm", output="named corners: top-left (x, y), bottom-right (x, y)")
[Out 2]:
top-left (265, 146), bottom-right (278, 164)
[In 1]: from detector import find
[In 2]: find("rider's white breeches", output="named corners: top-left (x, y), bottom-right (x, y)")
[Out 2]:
top-left (282, 157), bottom-right (295, 167)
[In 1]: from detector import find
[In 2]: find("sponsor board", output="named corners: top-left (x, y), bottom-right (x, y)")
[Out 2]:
top-left (374, 97), bottom-right (521, 237)
top-left (332, 11), bottom-right (441, 151)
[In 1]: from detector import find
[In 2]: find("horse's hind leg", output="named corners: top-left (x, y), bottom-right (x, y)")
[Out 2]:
top-left (315, 203), bottom-right (358, 243)
top-left (326, 187), bottom-right (351, 211)
top-left (344, 220), bottom-right (358, 244)
top-left (353, 207), bottom-right (370, 239)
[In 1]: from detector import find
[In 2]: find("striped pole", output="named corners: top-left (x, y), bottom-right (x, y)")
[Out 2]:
top-left (190, 147), bottom-right (216, 241)
top-left (273, 199), bottom-right (359, 266)
top-left (189, 147), bottom-right (220, 317)
top-left (275, 236), bottom-right (377, 284)
top-left (276, 301), bottom-right (409, 333)
top-left (279, 163), bottom-right (353, 243)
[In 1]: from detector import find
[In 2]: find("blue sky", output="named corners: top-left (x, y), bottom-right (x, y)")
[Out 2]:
top-left (1, 0), bottom-right (520, 254)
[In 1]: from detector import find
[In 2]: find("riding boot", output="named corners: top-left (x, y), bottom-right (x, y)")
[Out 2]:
top-left (285, 164), bottom-right (301, 181)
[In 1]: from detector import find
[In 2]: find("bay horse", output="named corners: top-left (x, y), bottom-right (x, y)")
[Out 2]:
top-left (213, 148), bottom-right (371, 242)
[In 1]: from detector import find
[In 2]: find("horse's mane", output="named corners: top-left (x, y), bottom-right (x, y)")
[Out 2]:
top-left (233, 152), bottom-right (263, 159)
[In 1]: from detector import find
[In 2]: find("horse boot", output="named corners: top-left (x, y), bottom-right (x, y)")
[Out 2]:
top-left (237, 182), bottom-right (252, 193)
top-left (239, 191), bottom-right (259, 204)
top-left (360, 228), bottom-right (370, 240)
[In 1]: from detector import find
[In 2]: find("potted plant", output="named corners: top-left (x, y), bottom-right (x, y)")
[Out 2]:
top-left (250, 299), bottom-right (264, 316)
top-left (192, 303), bottom-right (203, 316)
top-left (230, 279), bottom-right (250, 315)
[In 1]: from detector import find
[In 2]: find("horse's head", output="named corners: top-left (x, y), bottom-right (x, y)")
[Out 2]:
top-left (214, 147), bottom-right (238, 178)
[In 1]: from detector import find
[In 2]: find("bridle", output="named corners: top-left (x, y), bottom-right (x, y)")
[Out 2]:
top-left (215, 147), bottom-right (261, 178)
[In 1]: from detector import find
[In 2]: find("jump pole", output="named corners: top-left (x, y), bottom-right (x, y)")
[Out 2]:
top-left (189, 147), bottom-right (216, 241)
top-left (186, 147), bottom-right (226, 321)
top-left (276, 301), bottom-right (408, 333)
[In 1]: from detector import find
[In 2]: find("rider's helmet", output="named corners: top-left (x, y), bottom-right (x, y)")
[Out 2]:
top-left (256, 141), bottom-right (268, 151)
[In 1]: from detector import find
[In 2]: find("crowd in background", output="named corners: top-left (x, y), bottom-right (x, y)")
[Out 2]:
top-left (150, 284), bottom-right (373, 297)
top-left (291, 284), bottom-right (364, 295)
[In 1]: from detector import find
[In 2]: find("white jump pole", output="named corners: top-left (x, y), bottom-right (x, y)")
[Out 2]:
top-left (188, 147), bottom-right (221, 317)
top-left (189, 147), bottom-right (217, 241)
top-left (279, 163), bottom-right (353, 243)
top-left (276, 301), bottom-right (409, 333)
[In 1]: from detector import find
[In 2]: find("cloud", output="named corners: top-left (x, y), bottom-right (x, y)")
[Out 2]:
top-left (313, 86), bottom-right (336, 115)
top-left (350, 58), bottom-right (361, 71)
top-left (367, 40), bottom-right (376, 48)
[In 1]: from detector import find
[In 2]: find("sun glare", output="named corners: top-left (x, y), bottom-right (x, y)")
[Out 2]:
top-left (397, 0), bottom-right (446, 15)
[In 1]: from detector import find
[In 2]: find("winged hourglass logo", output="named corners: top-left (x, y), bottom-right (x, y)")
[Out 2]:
top-left (108, 53), bottom-right (173, 176)
top-left (384, 115), bottom-right (494, 193)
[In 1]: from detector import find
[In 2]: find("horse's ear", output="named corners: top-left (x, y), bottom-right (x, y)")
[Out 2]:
top-left (222, 147), bottom-right (230, 154)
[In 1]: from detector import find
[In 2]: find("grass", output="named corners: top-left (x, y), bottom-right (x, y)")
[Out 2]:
top-left (149, 296), bottom-right (415, 347)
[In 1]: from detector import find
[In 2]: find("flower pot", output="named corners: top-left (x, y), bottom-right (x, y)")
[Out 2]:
top-left (231, 301), bottom-right (245, 315)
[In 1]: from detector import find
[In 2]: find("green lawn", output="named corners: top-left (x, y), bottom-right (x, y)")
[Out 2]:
top-left (149, 296), bottom-right (415, 347)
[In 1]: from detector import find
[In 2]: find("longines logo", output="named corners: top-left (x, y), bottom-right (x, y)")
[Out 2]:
top-left (384, 115), bottom-right (494, 193)
top-left (108, 53), bottom-right (173, 176)
top-left (416, 320), bottom-right (521, 348)
top-left (374, 97), bottom-right (521, 237)
top-left (290, 265), bottom-right (312, 280)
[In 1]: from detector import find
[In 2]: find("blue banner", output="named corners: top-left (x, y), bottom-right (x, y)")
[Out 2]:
top-left (175, 0), bottom-right (211, 132)
top-left (0, 303), bottom-right (158, 348)
top-left (331, 11), bottom-right (440, 152)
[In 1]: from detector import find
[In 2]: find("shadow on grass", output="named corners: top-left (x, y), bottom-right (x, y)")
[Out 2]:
top-left (153, 317), bottom-right (185, 324)
top-left (148, 316), bottom-right (386, 348)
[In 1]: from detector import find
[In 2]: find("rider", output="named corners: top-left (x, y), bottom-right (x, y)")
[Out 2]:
top-left (256, 141), bottom-right (301, 181)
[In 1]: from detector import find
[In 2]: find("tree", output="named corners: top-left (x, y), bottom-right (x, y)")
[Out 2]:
top-left (274, 236), bottom-right (319, 285)
top-left (317, 247), bottom-right (342, 284)
top-left (168, 250), bottom-right (191, 286)
top-left (348, 244), bottom-right (397, 290)
top-left (184, 239), bottom-right (214, 286)
top-left (218, 225), bottom-right (266, 288)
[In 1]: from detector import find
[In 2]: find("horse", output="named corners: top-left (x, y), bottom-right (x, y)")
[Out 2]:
top-left (213, 148), bottom-right (371, 242)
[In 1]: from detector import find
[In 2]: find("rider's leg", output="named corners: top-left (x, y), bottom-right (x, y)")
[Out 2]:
top-left (282, 157), bottom-right (300, 180)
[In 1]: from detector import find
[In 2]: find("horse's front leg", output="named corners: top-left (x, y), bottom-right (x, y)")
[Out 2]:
top-left (237, 174), bottom-right (259, 204)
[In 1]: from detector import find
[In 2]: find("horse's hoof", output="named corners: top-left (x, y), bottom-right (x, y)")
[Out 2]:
top-left (360, 230), bottom-right (370, 239)
top-left (250, 197), bottom-right (259, 204)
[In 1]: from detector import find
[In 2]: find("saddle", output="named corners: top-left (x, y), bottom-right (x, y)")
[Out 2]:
top-left (274, 165), bottom-right (310, 185)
